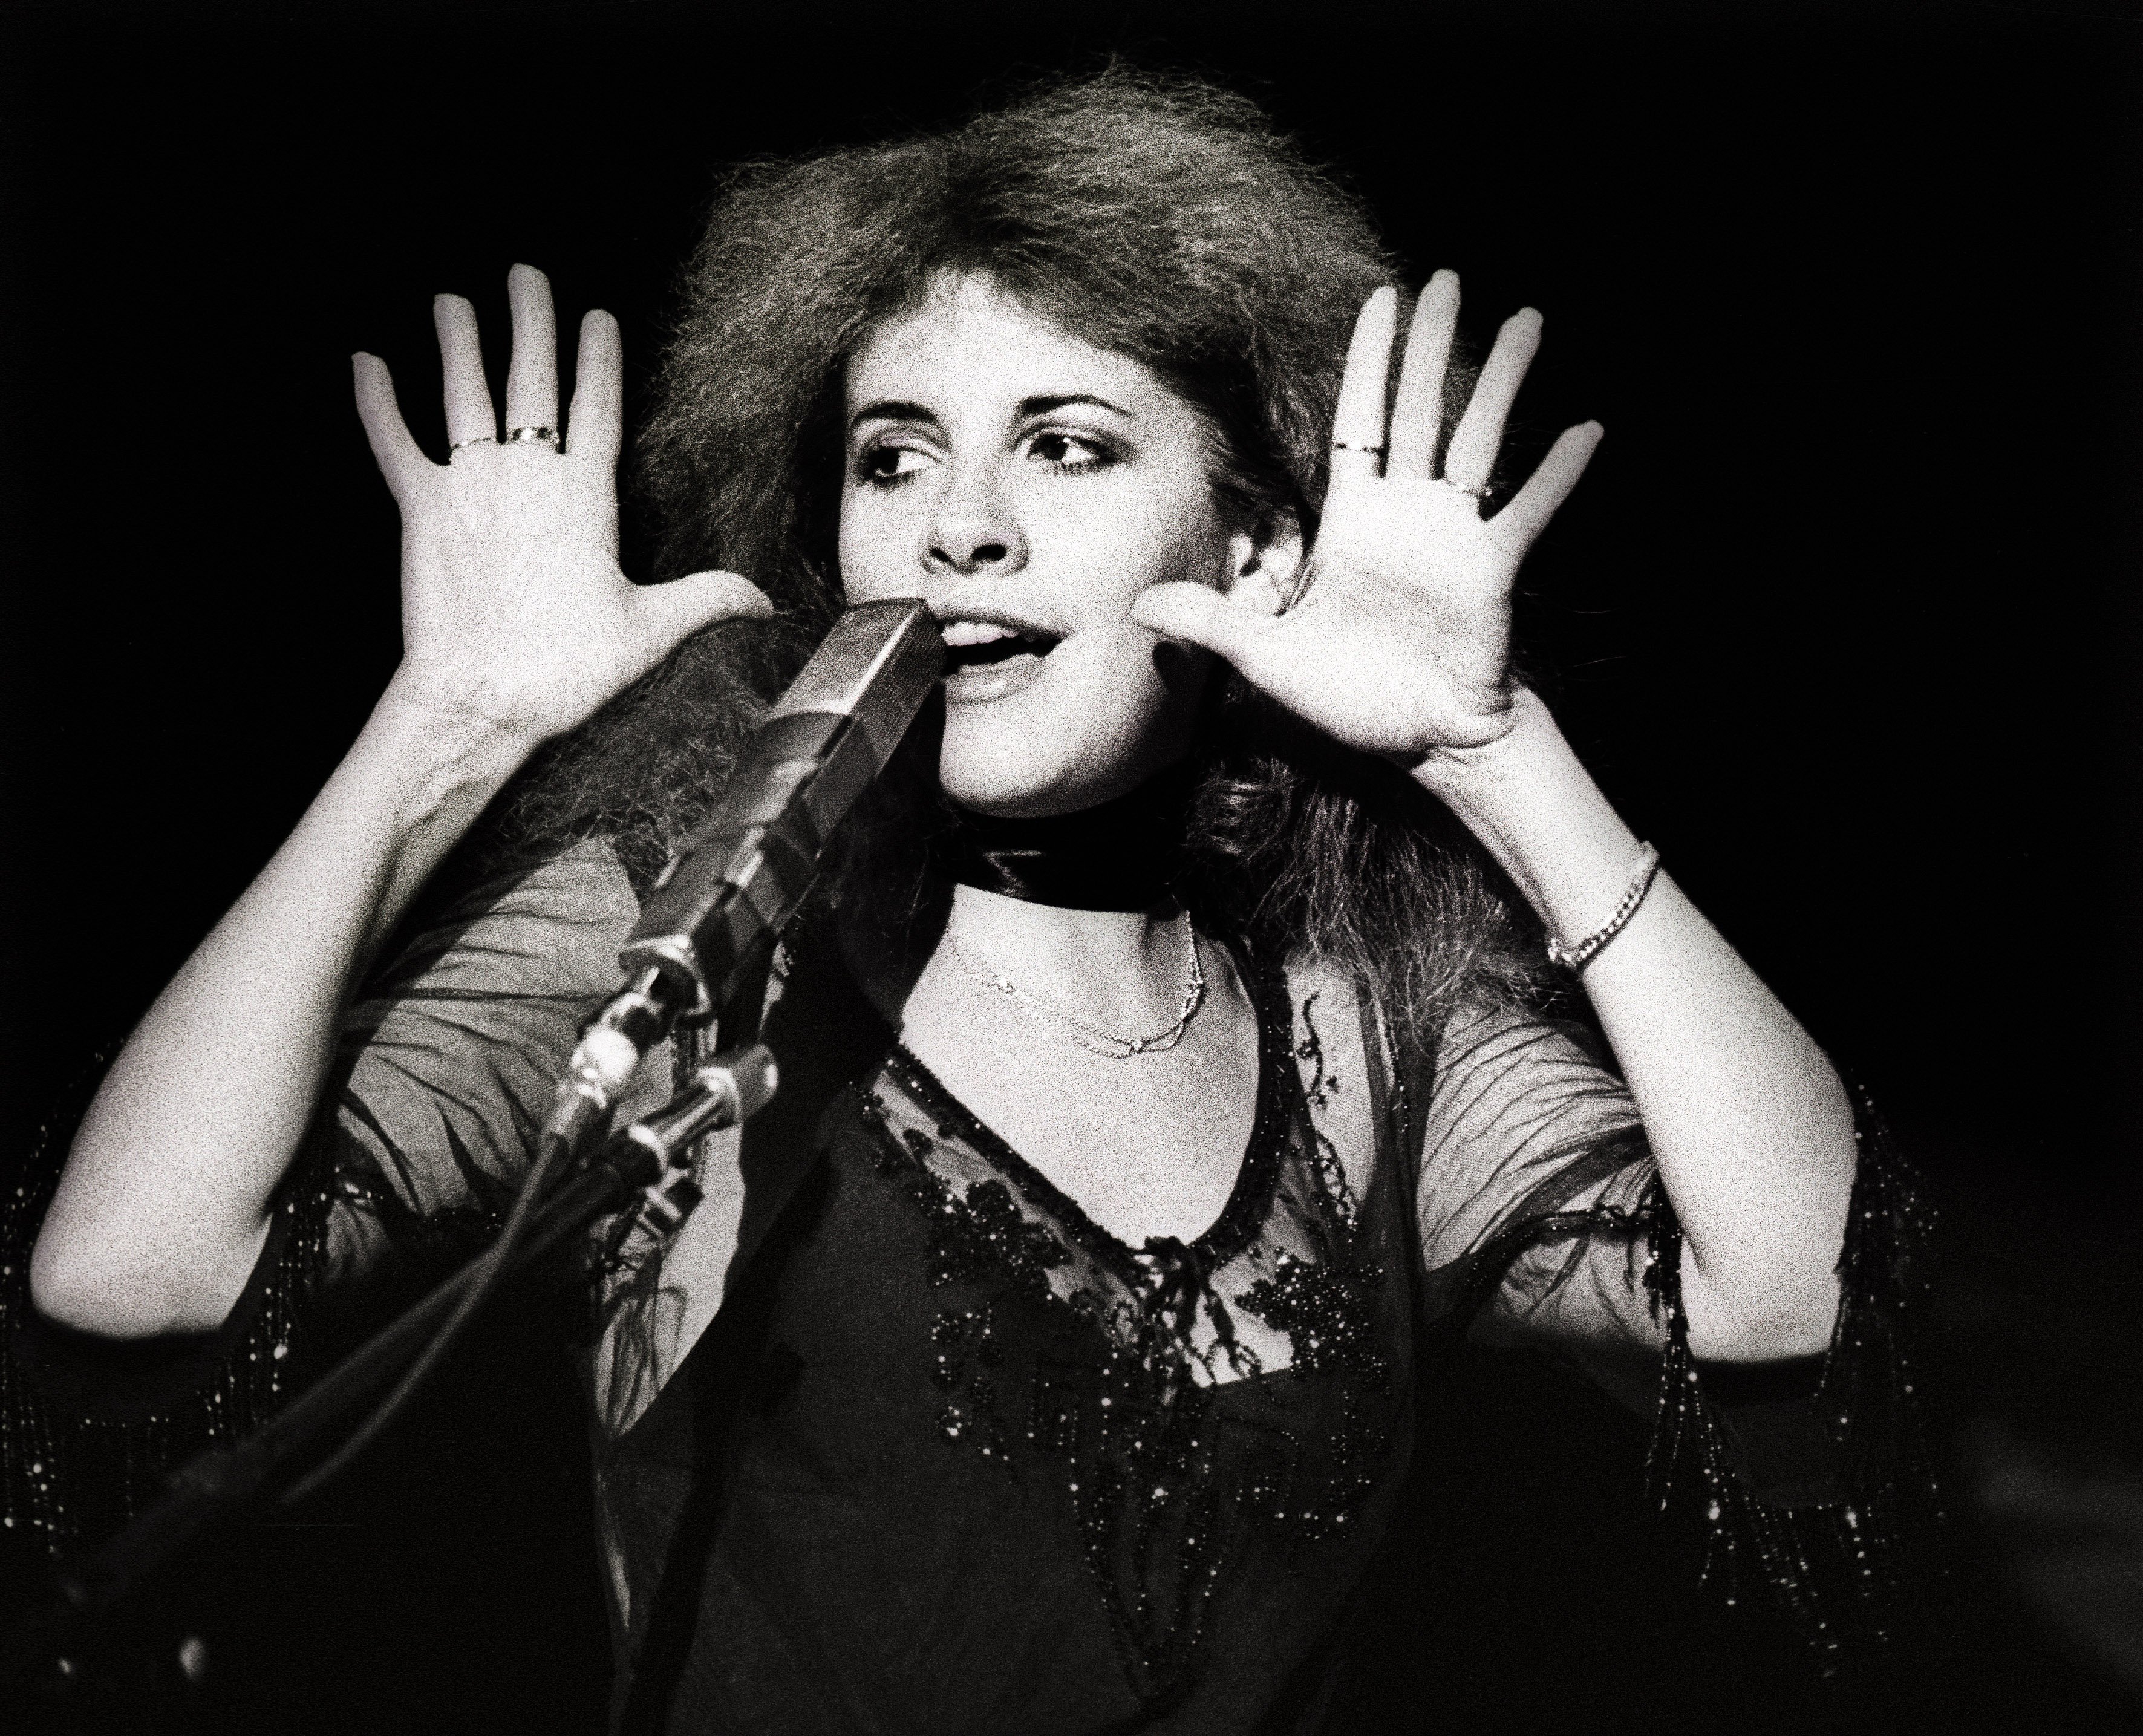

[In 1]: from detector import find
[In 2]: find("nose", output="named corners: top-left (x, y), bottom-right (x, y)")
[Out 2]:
top-left (923, 468), bottom-right (1027, 578)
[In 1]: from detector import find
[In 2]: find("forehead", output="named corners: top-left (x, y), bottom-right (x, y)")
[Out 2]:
top-left (844, 272), bottom-right (1166, 413)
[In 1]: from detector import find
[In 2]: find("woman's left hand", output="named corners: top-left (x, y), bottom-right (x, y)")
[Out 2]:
top-left (1131, 273), bottom-right (1601, 765)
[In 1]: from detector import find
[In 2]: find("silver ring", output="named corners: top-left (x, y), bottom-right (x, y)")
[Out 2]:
top-left (448, 435), bottom-right (497, 458)
top-left (1437, 477), bottom-right (1493, 500)
top-left (506, 425), bottom-right (562, 451)
top-left (1330, 440), bottom-right (1386, 458)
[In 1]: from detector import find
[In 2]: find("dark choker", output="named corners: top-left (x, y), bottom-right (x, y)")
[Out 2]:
top-left (933, 763), bottom-right (1198, 912)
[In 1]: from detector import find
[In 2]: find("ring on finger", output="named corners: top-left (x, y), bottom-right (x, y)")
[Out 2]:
top-left (506, 425), bottom-right (562, 451)
top-left (1330, 440), bottom-right (1386, 459)
top-left (448, 435), bottom-right (497, 458)
top-left (1436, 476), bottom-right (1493, 500)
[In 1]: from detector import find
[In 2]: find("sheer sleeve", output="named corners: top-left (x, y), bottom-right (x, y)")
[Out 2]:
top-left (1398, 1002), bottom-right (1934, 1668)
top-left (1410, 1010), bottom-right (1661, 1406)
top-left (319, 839), bottom-right (667, 1297)
top-left (2, 838), bottom-right (667, 1553)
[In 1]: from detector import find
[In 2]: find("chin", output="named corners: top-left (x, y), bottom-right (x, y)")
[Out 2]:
top-left (936, 716), bottom-right (1160, 819)
top-left (936, 733), bottom-right (1089, 818)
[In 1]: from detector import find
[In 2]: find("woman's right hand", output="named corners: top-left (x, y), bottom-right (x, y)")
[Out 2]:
top-left (353, 264), bottom-right (770, 753)
top-left (36, 268), bottom-right (770, 1340)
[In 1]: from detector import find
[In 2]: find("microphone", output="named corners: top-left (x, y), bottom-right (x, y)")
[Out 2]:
top-left (547, 599), bottom-right (943, 1143)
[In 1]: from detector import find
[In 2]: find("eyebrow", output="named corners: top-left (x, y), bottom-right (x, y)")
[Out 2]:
top-left (847, 391), bottom-right (1135, 433)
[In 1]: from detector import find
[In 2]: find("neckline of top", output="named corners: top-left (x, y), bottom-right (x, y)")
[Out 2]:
top-left (882, 950), bottom-right (1295, 1290)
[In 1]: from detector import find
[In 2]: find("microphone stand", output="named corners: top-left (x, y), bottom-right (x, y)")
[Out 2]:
top-left (4, 1042), bottom-right (778, 1708)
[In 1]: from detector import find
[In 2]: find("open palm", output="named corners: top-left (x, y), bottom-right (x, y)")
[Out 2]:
top-left (354, 266), bottom-right (768, 752)
top-left (1133, 274), bottom-right (1600, 764)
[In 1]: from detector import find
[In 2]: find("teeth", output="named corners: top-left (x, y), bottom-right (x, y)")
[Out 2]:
top-left (941, 621), bottom-right (1022, 647)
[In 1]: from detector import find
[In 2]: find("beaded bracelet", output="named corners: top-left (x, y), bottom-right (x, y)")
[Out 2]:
top-left (1545, 843), bottom-right (1663, 971)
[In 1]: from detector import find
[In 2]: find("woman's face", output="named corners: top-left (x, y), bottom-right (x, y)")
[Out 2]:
top-left (840, 272), bottom-right (1249, 818)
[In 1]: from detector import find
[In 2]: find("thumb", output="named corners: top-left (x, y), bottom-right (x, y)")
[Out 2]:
top-left (1130, 582), bottom-right (1274, 671)
top-left (638, 569), bottom-right (775, 650)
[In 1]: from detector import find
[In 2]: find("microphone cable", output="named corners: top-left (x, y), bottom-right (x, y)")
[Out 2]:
top-left (279, 1125), bottom-right (574, 1507)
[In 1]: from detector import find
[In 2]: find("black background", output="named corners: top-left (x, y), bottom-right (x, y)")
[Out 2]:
top-left (2, 1), bottom-right (2139, 1731)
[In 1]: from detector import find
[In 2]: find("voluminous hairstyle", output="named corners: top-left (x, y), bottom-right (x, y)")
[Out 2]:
top-left (500, 68), bottom-right (1545, 1043)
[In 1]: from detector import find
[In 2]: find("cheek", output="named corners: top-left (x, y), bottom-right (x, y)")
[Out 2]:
top-left (1044, 615), bottom-right (1214, 763)
top-left (836, 491), bottom-right (915, 602)
top-left (1034, 489), bottom-right (1231, 618)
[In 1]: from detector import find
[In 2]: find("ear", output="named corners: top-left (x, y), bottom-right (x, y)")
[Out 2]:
top-left (1220, 512), bottom-right (1306, 618)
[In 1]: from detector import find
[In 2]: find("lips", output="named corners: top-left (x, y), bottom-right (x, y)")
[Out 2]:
top-left (936, 616), bottom-right (1062, 703)
top-left (943, 633), bottom-right (1060, 672)
top-left (938, 618), bottom-right (1062, 673)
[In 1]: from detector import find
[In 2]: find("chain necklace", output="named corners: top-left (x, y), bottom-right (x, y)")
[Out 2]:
top-left (943, 915), bottom-right (1207, 1060)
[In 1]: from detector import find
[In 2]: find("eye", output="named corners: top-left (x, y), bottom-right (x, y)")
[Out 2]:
top-left (856, 442), bottom-right (931, 487)
top-left (1026, 429), bottom-right (1115, 475)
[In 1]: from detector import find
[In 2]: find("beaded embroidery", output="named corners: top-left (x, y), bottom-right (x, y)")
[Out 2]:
top-left (1, 1063), bottom-right (339, 1553)
top-left (1290, 992), bottom-right (1360, 1228)
top-left (1641, 1078), bottom-right (1937, 1669)
top-left (862, 973), bottom-right (1408, 1702)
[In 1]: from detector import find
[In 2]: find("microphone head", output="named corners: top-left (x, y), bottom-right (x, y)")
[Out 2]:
top-left (620, 600), bottom-right (944, 1020)
top-left (766, 599), bottom-right (944, 759)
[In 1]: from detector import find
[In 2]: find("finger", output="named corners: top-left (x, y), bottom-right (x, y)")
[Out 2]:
top-left (1328, 287), bottom-right (1400, 483)
top-left (1443, 307), bottom-right (1543, 491)
top-left (503, 264), bottom-right (559, 436)
top-left (566, 308), bottom-right (622, 465)
top-left (1386, 270), bottom-right (1460, 481)
top-left (434, 294), bottom-right (498, 450)
top-left (636, 569), bottom-right (775, 651)
top-left (1489, 422), bottom-right (1603, 555)
top-left (1129, 582), bottom-right (1278, 671)
top-left (351, 353), bottom-right (429, 497)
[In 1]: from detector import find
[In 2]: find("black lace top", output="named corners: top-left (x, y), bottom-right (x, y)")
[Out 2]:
top-left (587, 947), bottom-right (1417, 1732)
top-left (2, 842), bottom-right (1933, 1732)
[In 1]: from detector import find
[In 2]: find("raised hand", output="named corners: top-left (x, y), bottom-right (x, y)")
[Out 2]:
top-left (1132, 272), bottom-right (1600, 765)
top-left (353, 264), bottom-right (769, 751)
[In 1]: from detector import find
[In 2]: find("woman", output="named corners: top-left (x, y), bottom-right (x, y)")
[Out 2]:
top-left (9, 73), bottom-right (1920, 1731)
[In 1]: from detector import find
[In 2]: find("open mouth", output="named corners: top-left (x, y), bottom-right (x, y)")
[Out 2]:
top-left (939, 621), bottom-right (1062, 673)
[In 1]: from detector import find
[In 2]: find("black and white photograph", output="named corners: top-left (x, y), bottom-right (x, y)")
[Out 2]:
top-left (2, 1), bottom-right (2138, 1731)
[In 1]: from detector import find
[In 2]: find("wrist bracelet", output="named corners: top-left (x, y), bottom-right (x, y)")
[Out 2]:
top-left (1546, 843), bottom-right (1662, 971)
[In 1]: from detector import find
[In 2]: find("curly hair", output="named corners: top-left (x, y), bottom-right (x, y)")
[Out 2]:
top-left (495, 68), bottom-right (1545, 1042)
